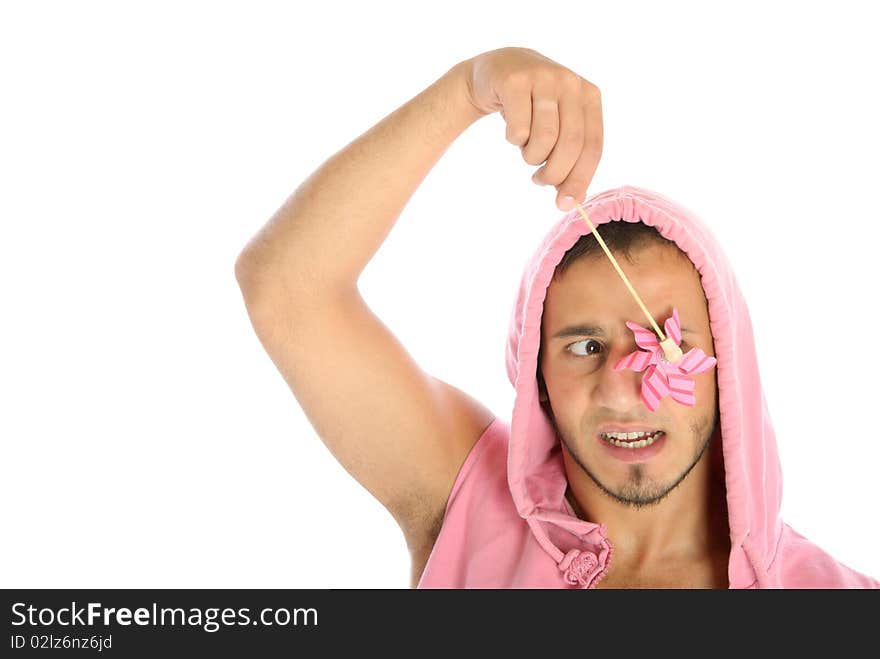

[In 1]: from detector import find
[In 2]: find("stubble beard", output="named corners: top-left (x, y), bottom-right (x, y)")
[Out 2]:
top-left (556, 407), bottom-right (720, 510)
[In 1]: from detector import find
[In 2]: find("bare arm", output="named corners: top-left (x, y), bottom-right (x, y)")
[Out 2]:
top-left (234, 58), bottom-right (494, 554)
top-left (234, 49), bottom-right (602, 576)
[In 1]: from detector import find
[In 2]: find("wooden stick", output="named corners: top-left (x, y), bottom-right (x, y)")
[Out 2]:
top-left (573, 202), bottom-right (683, 364)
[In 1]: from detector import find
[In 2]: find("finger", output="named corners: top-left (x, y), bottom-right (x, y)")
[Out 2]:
top-left (497, 77), bottom-right (532, 147)
top-left (556, 97), bottom-right (604, 210)
top-left (533, 90), bottom-right (583, 189)
top-left (521, 82), bottom-right (559, 169)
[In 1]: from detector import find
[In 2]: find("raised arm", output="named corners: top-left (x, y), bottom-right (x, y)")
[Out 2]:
top-left (234, 57), bottom-right (493, 563)
top-left (234, 48), bottom-right (603, 584)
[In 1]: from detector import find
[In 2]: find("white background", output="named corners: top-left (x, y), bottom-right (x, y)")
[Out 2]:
top-left (2, 1), bottom-right (877, 588)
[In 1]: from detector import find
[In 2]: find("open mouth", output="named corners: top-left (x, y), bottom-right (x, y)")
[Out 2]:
top-left (599, 430), bottom-right (666, 449)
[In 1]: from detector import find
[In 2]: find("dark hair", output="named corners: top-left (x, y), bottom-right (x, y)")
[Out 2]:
top-left (552, 219), bottom-right (682, 281)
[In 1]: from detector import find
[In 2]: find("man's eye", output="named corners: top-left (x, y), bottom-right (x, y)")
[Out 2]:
top-left (567, 338), bottom-right (604, 357)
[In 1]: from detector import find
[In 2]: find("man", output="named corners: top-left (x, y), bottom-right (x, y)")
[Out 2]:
top-left (234, 48), bottom-right (877, 588)
top-left (416, 186), bottom-right (876, 589)
top-left (535, 217), bottom-right (731, 588)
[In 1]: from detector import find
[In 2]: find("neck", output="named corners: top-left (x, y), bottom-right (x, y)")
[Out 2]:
top-left (564, 432), bottom-right (729, 568)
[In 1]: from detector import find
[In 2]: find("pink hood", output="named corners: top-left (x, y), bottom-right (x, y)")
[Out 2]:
top-left (506, 186), bottom-right (782, 585)
top-left (498, 184), bottom-right (877, 588)
top-left (506, 185), bottom-right (877, 588)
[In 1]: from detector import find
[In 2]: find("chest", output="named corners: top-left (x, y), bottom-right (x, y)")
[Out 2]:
top-left (594, 556), bottom-right (729, 589)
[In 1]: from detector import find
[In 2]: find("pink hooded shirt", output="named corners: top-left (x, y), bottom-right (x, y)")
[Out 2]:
top-left (417, 184), bottom-right (878, 589)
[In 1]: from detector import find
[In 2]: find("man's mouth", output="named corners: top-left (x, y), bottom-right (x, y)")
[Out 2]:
top-left (599, 430), bottom-right (666, 449)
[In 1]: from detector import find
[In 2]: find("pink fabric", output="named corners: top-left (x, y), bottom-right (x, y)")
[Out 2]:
top-left (418, 184), bottom-right (878, 589)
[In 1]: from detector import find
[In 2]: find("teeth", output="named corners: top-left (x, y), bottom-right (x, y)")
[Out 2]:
top-left (602, 431), bottom-right (664, 448)
top-left (601, 430), bottom-right (659, 440)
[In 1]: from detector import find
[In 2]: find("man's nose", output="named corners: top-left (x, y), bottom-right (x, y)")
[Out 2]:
top-left (592, 347), bottom-right (644, 410)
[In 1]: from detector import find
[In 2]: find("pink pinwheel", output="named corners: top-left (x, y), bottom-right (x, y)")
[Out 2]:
top-left (613, 308), bottom-right (717, 412)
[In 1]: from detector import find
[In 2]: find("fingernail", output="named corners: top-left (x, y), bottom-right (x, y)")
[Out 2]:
top-left (559, 195), bottom-right (575, 211)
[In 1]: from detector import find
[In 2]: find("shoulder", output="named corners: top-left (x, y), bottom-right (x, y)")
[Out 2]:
top-left (407, 417), bottom-right (512, 586)
top-left (421, 416), bottom-right (510, 536)
top-left (444, 416), bottom-right (511, 508)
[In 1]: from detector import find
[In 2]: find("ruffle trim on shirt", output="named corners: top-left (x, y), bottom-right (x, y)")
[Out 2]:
top-left (557, 548), bottom-right (612, 589)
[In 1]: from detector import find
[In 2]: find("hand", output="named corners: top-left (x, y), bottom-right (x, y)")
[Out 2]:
top-left (462, 47), bottom-right (604, 212)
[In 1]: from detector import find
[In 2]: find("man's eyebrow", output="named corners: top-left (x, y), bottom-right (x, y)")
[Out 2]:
top-left (551, 323), bottom-right (695, 340)
top-left (552, 324), bottom-right (606, 339)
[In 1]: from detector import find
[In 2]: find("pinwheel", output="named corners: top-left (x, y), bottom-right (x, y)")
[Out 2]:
top-left (613, 308), bottom-right (717, 411)
top-left (569, 203), bottom-right (717, 412)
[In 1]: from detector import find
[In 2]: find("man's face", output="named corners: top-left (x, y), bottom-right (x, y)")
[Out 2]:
top-left (539, 241), bottom-right (719, 509)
